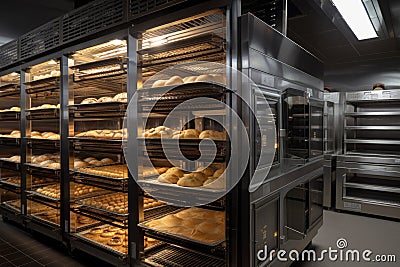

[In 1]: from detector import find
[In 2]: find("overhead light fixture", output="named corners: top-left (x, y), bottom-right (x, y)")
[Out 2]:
top-left (331, 0), bottom-right (378, 40)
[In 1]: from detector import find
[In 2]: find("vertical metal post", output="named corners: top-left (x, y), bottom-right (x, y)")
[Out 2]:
top-left (60, 55), bottom-right (70, 244)
top-left (20, 69), bottom-right (27, 216)
top-left (127, 28), bottom-right (142, 264)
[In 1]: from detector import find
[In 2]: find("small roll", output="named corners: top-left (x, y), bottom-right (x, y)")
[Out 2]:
top-left (151, 80), bottom-right (167, 88)
top-left (164, 76), bottom-right (183, 86)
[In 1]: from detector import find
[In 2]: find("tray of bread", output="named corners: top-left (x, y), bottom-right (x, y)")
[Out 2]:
top-left (0, 83), bottom-right (20, 97)
top-left (31, 210), bottom-right (98, 230)
top-left (27, 182), bottom-right (103, 202)
top-left (0, 156), bottom-right (21, 171)
top-left (139, 165), bottom-right (226, 193)
top-left (73, 164), bottom-right (128, 180)
top-left (72, 57), bottom-right (127, 81)
top-left (0, 176), bottom-right (21, 187)
top-left (26, 104), bottom-right (60, 120)
top-left (0, 107), bottom-right (20, 120)
top-left (139, 207), bottom-right (225, 247)
top-left (75, 223), bottom-right (128, 255)
top-left (75, 192), bottom-right (129, 216)
top-left (0, 130), bottom-right (21, 145)
top-left (3, 199), bottom-right (52, 214)
top-left (142, 127), bottom-right (226, 141)
top-left (74, 129), bottom-right (125, 140)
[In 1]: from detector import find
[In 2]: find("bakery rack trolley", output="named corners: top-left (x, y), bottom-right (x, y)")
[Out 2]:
top-left (129, 5), bottom-right (233, 267)
top-left (66, 35), bottom-right (132, 266)
top-left (336, 89), bottom-right (400, 219)
top-left (21, 57), bottom-right (67, 242)
top-left (0, 69), bottom-right (24, 225)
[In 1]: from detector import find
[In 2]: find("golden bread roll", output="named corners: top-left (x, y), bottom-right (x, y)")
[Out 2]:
top-left (165, 167), bottom-right (184, 178)
top-left (81, 98), bottom-right (98, 104)
top-left (164, 76), bottom-right (183, 86)
top-left (213, 168), bottom-right (225, 178)
top-left (151, 80), bottom-right (167, 88)
top-left (183, 76), bottom-right (197, 83)
top-left (98, 96), bottom-right (114, 103)
top-left (177, 173), bottom-right (206, 187)
top-left (84, 157), bottom-right (97, 163)
top-left (74, 161), bottom-right (89, 168)
top-left (199, 130), bottom-right (226, 140)
top-left (113, 92), bottom-right (127, 102)
top-left (195, 74), bottom-right (213, 82)
top-left (100, 158), bottom-right (114, 165)
top-left (196, 166), bottom-right (215, 177)
top-left (172, 129), bottom-right (200, 139)
top-left (157, 173), bottom-right (179, 184)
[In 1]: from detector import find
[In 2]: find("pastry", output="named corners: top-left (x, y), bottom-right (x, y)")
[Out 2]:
top-left (100, 158), bottom-right (114, 165)
top-left (90, 227), bottom-right (103, 235)
top-left (183, 76), bottom-right (197, 83)
top-left (177, 172), bottom-right (206, 187)
top-left (144, 126), bottom-right (173, 138)
top-left (84, 157), bottom-right (97, 163)
top-left (157, 173), bottom-right (179, 184)
top-left (172, 129), bottom-right (200, 139)
top-left (196, 166), bottom-right (215, 177)
top-left (113, 92), bottom-right (127, 102)
top-left (98, 96), bottom-right (114, 103)
top-left (151, 80), bottom-right (167, 88)
top-left (199, 130), bottom-right (226, 140)
top-left (81, 98), bottom-right (98, 104)
top-left (74, 161), bottom-right (89, 168)
top-left (213, 168), bottom-right (225, 178)
top-left (164, 76), bottom-right (183, 86)
top-left (165, 167), bottom-right (184, 178)
top-left (107, 236), bottom-right (123, 246)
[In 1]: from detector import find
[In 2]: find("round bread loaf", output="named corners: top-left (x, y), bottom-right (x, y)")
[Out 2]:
top-left (195, 74), bottom-right (213, 82)
top-left (81, 98), bottom-right (98, 104)
top-left (157, 173), bottom-right (179, 184)
top-left (165, 167), bottom-right (184, 178)
top-left (151, 80), bottom-right (167, 88)
top-left (164, 76), bottom-right (183, 86)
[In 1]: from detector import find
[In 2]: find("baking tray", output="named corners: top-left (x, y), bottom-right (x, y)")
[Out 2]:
top-left (0, 110), bottom-right (20, 121)
top-left (0, 136), bottom-right (20, 146)
top-left (144, 243), bottom-right (225, 267)
top-left (70, 102), bottom-right (127, 119)
top-left (71, 206), bottom-right (128, 228)
top-left (71, 169), bottom-right (128, 192)
top-left (0, 177), bottom-right (21, 192)
top-left (25, 163), bottom-right (61, 177)
top-left (138, 208), bottom-right (225, 247)
top-left (2, 200), bottom-right (22, 213)
top-left (26, 138), bottom-right (60, 149)
top-left (74, 225), bottom-right (127, 256)
top-left (70, 137), bottom-right (123, 153)
top-left (0, 158), bottom-right (21, 171)
top-left (26, 108), bottom-right (59, 120)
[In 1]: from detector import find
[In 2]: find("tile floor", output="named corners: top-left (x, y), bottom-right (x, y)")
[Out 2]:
top-left (1, 210), bottom-right (399, 266)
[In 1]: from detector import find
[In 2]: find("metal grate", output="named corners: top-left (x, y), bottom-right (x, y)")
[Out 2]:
top-left (20, 19), bottom-right (61, 60)
top-left (0, 40), bottom-right (19, 68)
top-left (130, 0), bottom-right (186, 20)
top-left (145, 244), bottom-right (225, 267)
top-left (62, 0), bottom-right (125, 44)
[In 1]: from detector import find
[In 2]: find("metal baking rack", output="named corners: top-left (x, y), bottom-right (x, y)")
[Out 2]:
top-left (141, 52), bottom-right (225, 80)
top-left (0, 177), bottom-right (21, 192)
top-left (71, 57), bottom-right (127, 81)
top-left (0, 159), bottom-right (21, 171)
top-left (25, 76), bottom-right (60, 95)
top-left (70, 102), bottom-right (127, 119)
top-left (26, 108), bottom-right (60, 120)
top-left (26, 190), bottom-right (61, 209)
top-left (25, 163), bottom-right (61, 177)
top-left (2, 200), bottom-right (21, 213)
top-left (70, 137), bottom-right (123, 153)
top-left (144, 243), bottom-right (225, 267)
top-left (71, 205), bottom-right (128, 228)
top-left (73, 225), bottom-right (127, 257)
top-left (0, 110), bottom-right (20, 121)
top-left (138, 33), bottom-right (224, 68)
top-left (143, 205), bottom-right (180, 221)
top-left (29, 211), bottom-right (62, 228)
top-left (139, 138), bottom-right (227, 162)
top-left (0, 137), bottom-right (20, 146)
top-left (0, 83), bottom-right (20, 98)
top-left (71, 169), bottom-right (128, 192)
top-left (26, 138), bottom-right (60, 150)
top-left (138, 83), bottom-right (227, 113)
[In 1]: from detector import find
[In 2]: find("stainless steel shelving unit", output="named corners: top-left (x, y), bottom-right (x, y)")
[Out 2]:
top-left (336, 89), bottom-right (400, 219)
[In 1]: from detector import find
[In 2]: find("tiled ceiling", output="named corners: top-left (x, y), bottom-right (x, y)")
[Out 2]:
top-left (287, 0), bottom-right (400, 66)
